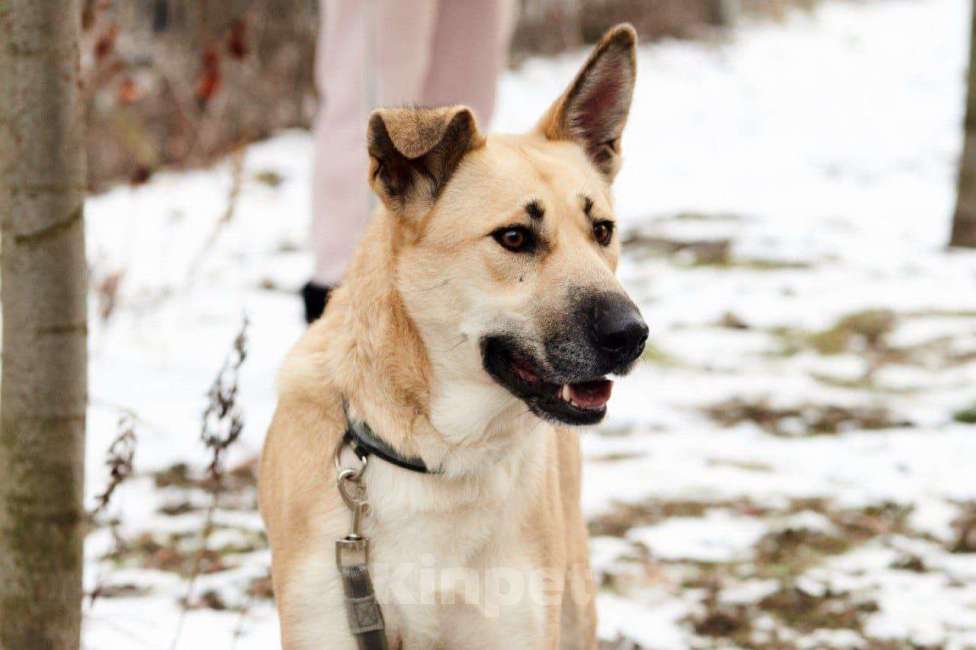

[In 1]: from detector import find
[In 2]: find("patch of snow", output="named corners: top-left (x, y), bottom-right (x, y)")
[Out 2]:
top-left (596, 592), bottom-right (692, 648)
top-left (629, 511), bottom-right (768, 563)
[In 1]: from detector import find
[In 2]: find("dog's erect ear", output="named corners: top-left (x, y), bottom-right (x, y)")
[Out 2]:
top-left (367, 106), bottom-right (485, 218)
top-left (538, 24), bottom-right (637, 181)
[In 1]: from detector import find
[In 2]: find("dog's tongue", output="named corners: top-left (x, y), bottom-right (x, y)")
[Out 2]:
top-left (567, 379), bottom-right (613, 409)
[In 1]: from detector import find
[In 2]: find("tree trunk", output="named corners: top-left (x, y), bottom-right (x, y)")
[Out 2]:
top-left (951, 0), bottom-right (976, 247)
top-left (0, 1), bottom-right (88, 648)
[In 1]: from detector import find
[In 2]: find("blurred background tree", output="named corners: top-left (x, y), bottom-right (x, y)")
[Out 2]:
top-left (0, 1), bottom-right (88, 648)
top-left (951, 0), bottom-right (976, 247)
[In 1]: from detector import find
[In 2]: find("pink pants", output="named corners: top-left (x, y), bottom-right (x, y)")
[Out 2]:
top-left (311, 0), bottom-right (513, 286)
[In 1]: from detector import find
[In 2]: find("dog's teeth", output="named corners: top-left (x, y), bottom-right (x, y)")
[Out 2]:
top-left (561, 385), bottom-right (572, 402)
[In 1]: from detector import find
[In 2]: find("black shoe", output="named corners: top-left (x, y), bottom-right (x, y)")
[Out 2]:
top-left (302, 281), bottom-right (332, 323)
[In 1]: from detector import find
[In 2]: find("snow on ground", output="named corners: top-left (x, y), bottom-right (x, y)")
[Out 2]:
top-left (82, 0), bottom-right (976, 648)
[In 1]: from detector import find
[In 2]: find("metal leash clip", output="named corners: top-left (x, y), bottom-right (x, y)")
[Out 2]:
top-left (334, 436), bottom-right (388, 649)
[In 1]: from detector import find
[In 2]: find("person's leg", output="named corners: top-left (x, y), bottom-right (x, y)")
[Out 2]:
top-left (374, 1), bottom-right (438, 106)
top-left (309, 0), bottom-right (368, 303)
top-left (307, 1), bottom-right (438, 321)
top-left (422, 0), bottom-right (514, 126)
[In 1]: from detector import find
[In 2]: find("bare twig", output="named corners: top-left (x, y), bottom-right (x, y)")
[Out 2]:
top-left (184, 147), bottom-right (246, 284)
top-left (90, 398), bottom-right (167, 436)
top-left (229, 591), bottom-right (254, 650)
top-left (91, 416), bottom-right (138, 520)
top-left (170, 316), bottom-right (249, 650)
top-left (88, 416), bottom-right (139, 608)
top-left (201, 315), bottom-right (248, 479)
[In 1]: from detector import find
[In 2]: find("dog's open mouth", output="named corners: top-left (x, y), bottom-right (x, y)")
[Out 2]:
top-left (481, 337), bottom-right (612, 425)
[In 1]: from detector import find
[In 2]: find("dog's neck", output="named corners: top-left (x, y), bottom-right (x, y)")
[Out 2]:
top-left (319, 213), bottom-right (543, 478)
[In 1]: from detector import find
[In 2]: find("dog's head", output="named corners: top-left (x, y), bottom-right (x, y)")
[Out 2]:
top-left (367, 25), bottom-right (646, 431)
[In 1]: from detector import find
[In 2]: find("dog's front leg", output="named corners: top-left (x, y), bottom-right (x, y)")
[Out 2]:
top-left (273, 547), bottom-right (365, 650)
top-left (269, 505), bottom-right (386, 650)
top-left (557, 558), bottom-right (598, 649)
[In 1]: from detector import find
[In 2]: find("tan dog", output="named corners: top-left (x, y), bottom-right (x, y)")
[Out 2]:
top-left (259, 25), bottom-right (646, 650)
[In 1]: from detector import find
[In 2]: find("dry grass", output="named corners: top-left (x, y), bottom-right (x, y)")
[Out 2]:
top-left (703, 397), bottom-right (912, 436)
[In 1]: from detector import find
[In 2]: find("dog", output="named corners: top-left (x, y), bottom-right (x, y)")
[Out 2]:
top-left (259, 24), bottom-right (647, 649)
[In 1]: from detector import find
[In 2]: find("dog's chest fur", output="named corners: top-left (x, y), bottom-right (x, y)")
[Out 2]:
top-left (359, 427), bottom-right (550, 648)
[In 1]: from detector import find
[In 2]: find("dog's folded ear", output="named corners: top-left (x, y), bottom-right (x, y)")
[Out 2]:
top-left (367, 106), bottom-right (485, 218)
top-left (538, 24), bottom-right (637, 182)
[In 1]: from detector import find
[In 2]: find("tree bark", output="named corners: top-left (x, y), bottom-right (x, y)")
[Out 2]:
top-left (0, 1), bottom-right (88, 649)
top-left (951, 0), bottom-right (976, 247)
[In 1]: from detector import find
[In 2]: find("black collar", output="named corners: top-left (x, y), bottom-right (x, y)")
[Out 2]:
top-left (345, 419), bottom-right (438, 475)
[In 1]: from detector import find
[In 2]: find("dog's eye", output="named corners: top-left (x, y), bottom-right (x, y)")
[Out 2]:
top-left (593, 221), bottom-right (614, 246)
top-left (492, 226), bottom-right (535, 253)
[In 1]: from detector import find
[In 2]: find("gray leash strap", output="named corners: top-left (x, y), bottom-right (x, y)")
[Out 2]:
top-left (335, 437), bottom-right (389, 650)
top-left (336, 537), bottom-right (387, 649)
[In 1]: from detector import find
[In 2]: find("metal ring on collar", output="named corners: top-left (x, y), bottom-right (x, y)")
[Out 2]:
top-left (335, 438), bottom-right (369, 513)
top-left (337, 468), bottom-right (370, 513)
top-left (334, 436), bottom-right (368, 481)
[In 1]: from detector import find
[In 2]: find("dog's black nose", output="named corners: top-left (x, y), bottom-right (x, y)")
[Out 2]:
top-left (591, 294), bottom-right (649, 365)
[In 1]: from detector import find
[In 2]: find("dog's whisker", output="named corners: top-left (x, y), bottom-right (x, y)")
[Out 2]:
top-left (447, 336), bottom-right (467, 352)
top-left (424, 334), bottom-right (468, 354)
top-left (401, 279), bottom-right (451, 293)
